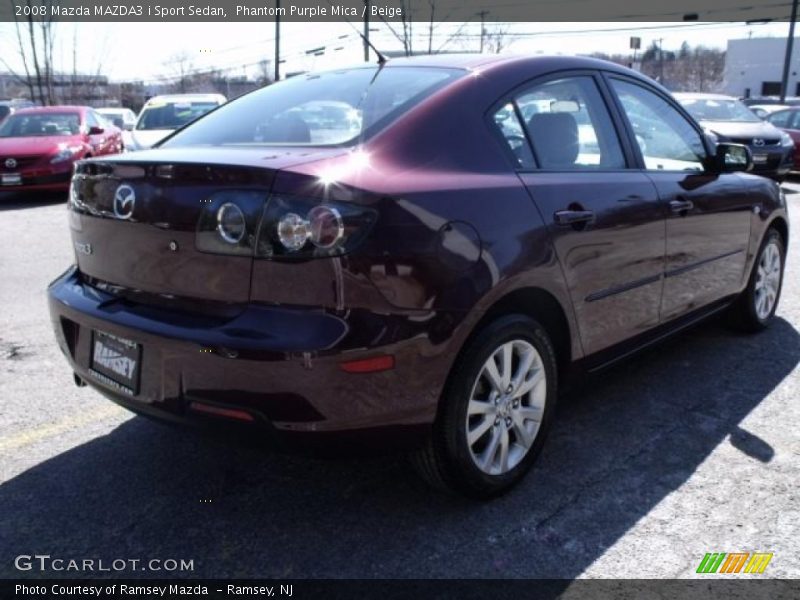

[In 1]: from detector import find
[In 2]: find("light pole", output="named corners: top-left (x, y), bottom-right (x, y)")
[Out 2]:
top-left (274, 0), bottom-right (281, 82)
top-left (781, 0), bottom-right (799, 102)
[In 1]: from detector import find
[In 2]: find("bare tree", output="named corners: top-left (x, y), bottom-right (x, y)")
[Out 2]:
top-left (1, 0), bottom-right (57, 104)
top-left (594, 42), bottom-right (725, 92)
top-left (379, 1), bottom-right (414, 56)
top-left (164, 52), bottom-right (194, 93)
top-left (256, 59), bottom-right (273, 86)
top-left (483, 24), bottom-right (511, 54)
top-left (377, 1), bottom-right (472, 56)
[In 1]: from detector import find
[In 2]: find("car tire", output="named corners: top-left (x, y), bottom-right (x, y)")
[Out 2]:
top-left (412, 314), bottom-right (558, 499)
top-left (729, 228), bottom-right (785, 332)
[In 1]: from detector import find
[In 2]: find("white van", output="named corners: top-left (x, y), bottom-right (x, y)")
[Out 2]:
top-left (127, 93), bottom-right (226, 151)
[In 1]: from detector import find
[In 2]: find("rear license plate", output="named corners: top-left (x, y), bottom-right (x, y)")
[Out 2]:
top-left (90, 330), bottom-right (141, 396)
top-left (1, 173), bottom-right (21, 186)
top-left (752, 153), bottom-right (768, 164)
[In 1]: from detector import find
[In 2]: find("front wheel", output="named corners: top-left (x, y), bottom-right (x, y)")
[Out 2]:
top-left (729, 228), bottom-right (785, 332)
top-left (412, 315), bottom-right (558, 498)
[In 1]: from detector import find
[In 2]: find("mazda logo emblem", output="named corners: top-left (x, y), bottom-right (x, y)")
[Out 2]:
top-left (753, 138), bottom-right (766, 147)
top-left (5, 158), bottom-right (17, 169)
top-left (113, 184), bottom-right (136, 220)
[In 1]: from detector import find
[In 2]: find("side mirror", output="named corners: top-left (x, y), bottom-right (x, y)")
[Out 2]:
top-left (88, 126), bottom-right (104, 135)
top-left (713, 142), bottom-right (753, 173)
top-left (124, 123), bottom-right (134, 131)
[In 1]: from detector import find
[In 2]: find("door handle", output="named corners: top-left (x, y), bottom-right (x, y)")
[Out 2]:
top-left (554, 209), bottom-right (595, 226)
top-left (669, 199), bottom-right (694, 214)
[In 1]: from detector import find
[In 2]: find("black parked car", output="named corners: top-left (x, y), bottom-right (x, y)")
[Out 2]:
top-left (675, 93), bottom-right (795, 181)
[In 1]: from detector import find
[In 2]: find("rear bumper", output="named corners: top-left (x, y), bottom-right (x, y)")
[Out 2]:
top-left (47, 267), bottom-right (453, 452)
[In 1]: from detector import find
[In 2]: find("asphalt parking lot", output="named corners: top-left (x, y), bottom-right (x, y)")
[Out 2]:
top-left (0, 185), bottom-right (798, 580)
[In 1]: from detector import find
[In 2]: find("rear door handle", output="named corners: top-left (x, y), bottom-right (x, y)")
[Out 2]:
top-left (554, 209), bottom-right (595, 226)
top-left (669, 199), bottom-right (694, 214)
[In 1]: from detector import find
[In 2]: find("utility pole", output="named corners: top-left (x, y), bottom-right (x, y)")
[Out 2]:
top-left (363, 0), bottom-right (370, 62)
top-left (478, 10), bottom-right (488, 53)
top-left (274, 0), bottom-right (281, 82)
top-left (781, 0), bottom-right (799, 102)
top-left (657, 38), bottom-right (664, 83)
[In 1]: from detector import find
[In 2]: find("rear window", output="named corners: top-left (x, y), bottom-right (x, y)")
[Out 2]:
top-left (161, 66), bottom-right (463, 148)
top-left (136, 101), bottom-right (220, 131)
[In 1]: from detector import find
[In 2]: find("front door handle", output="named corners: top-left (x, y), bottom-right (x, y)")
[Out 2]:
top-left (669, 199), bottom-right (694, 214)
top-left (554, 209), bottom-right (595, 226)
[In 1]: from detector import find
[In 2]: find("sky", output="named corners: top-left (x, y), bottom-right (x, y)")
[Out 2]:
top-left (0, 20), bottom-right (794, 83)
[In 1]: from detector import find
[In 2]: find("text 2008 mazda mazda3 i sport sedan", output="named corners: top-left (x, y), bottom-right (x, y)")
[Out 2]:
top-left (48, 55), bottom-right (789, 498)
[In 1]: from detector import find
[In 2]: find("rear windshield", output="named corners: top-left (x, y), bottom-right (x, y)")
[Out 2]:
top-left (678, 98), bottom-right (760, 122)
top-left (161, 66), bottom-right (463, 148)
top-left (136, 101), bottom-right (220, 131)
top-left (0, 113), bottom-right (81, 137)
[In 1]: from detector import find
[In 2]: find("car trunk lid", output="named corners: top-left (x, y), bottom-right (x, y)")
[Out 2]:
top-left (69, 147), bottom-right (343, 303)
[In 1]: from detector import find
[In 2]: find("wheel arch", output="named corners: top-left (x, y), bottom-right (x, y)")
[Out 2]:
top-left (474, 287), bottom-right (573, 375)
top-left (768, 215), bottom-right (789, 249)
top-left (443, 286), bottom-right (574, 395)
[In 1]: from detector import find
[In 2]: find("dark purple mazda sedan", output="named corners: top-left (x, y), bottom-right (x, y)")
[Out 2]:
top-left (49, 55), bottom-right (788, 497)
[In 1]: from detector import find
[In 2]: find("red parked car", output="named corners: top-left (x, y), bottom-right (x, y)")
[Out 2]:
top-left (765, 107), bottom-right (800, 171)
top-left (0, 106), bottom-right (123, 193)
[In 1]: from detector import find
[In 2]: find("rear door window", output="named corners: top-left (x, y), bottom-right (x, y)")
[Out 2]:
top-left (514, 76), bottom-right (626, 170)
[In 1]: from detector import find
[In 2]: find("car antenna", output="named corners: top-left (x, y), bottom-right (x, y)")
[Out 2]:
top-left (325, 0), bottom-right (387, 65)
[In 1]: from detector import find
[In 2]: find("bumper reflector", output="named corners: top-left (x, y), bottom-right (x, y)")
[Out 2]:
top-left (188, 401), bottom-right (255, 422)
top-left (339, 355), bottom-right (395, 374)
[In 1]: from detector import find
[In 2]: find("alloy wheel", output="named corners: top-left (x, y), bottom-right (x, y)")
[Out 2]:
top-left (754, 239), bottom-right (782, 321)
top-left (465, 340), bottom-right (547, 475)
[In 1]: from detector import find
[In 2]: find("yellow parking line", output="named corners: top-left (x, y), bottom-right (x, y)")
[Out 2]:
top-left (0, 404), bottom-right (126, 453)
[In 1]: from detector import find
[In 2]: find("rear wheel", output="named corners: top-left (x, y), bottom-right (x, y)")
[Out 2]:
top-left (729, 228), bottom-right (785, 332)
top-left (413, 315), bottom-right (558, 498)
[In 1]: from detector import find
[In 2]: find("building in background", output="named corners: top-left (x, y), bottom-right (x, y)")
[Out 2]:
top-left (0, 71), bottom-right (262, 112)
top-left (724, 37), bottom-right (800, 98)
top-left (0, 72), bottom-right (112, 105)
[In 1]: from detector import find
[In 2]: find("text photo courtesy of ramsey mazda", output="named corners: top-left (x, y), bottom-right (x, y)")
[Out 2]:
top-left (45, 54), bottom-right (787, 498)
top-left (2, 4), bottom-right (800, 591)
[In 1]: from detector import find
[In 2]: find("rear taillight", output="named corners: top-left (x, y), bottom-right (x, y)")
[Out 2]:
top-left (196, 192), bottom-right (376, 259)
top-left (195, 190), bottom-right (265, 256)
top-left (256, 195), bottom-right (377, 259)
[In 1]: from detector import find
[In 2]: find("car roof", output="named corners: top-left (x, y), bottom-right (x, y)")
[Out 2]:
top-left (144, 94), bottom-right (226, 104)
top-left (13, 105), bottom-right (87, 115)
top-left (380, 53), bottom-right (520, 70)
top-left (379, 53), bottom-right (643, 75)
top-left (673, 92), bottom-right (737, 101)
top-left (754, 104), bottom-right (800, 110)
top-left (320, 54), bottom-right (659, 93)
